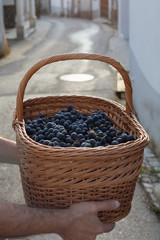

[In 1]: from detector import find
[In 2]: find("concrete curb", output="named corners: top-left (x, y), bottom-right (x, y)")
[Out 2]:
top-left (139, 147), bottom-right (160, 211)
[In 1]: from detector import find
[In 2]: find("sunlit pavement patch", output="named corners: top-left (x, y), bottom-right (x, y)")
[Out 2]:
top-left (59, 73), bottom-right (94, 82)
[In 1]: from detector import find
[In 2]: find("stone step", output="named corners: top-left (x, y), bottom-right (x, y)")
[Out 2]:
top-left (115, 71), bottom-right (126, 99)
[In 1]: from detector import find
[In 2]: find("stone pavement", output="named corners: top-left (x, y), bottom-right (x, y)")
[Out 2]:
top-left (0, 16), bottom-right (160, 239)
top-left (141, 148), bottom-right (160, 210)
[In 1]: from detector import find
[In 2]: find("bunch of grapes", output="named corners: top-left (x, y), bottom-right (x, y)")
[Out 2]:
top-left (25, 104), bottom-right (135, 148)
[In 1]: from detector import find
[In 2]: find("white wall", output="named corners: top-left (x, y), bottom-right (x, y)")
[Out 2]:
top-left (73, 0), bottom-right (79, 15)
top-left (130, 0), bottom-right (160, 95)
top-left (51, 0), bottom-right (72, 16)
top-left (2, 0), bottom-right (14, 5)
top-left (80, 0), bottom-right (100, 19)
top-left (129, 0), bottom-right (160, 156)
top-left (63, 0), bottom-right (72, 16)
top-left (92, 0), bottom-right (100, 18)
top-left (50, 0), bottom-right (100, 19)
top-left (118, 0), bottom-right (129, 40)
top-left (80, 0), bottom-right (90, 11)
top-left (40, 0), bottom-right (50, 14)
top-left (51, 0), bottom-right (62, 16)
top-left (92, 0), bottom-right (99, 10)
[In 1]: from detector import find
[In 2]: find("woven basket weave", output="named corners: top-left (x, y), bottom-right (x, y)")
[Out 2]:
top-left (13, 53), bottom-right (149, 223)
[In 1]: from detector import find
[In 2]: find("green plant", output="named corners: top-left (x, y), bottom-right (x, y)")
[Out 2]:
top-left (151, 206), bottom-right (160, 213)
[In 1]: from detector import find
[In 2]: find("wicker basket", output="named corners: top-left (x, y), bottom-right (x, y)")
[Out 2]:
top-left (13, 53), bottom-right (149, 223)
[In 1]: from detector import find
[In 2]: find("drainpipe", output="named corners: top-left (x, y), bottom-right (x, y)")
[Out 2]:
top-left (29, 0), bottom-right (36, 28)
top-left (61, 0), bottom-right (64, 16)
top-left (78, 0), bottom-right (80, 17)
top-left (71, 0), bottom-right (74, 17)
top-left (90, 0), bottom-right (92, 19)
top-left (16, 0), bottom-right (25, 38)
top-left (108, 0), bottom-right (112, 21)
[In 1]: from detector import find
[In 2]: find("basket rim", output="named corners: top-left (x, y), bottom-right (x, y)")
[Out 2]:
top-left (13, 95), bottom-right (149, 156)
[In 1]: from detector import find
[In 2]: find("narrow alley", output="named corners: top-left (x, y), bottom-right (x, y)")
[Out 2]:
top-left (0, 16), bottom-right (160, 240)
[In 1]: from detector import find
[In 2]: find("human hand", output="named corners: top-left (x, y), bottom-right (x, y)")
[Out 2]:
top-left (0, 136), bottom-right (17, 164)
top-left (59, 200), bottom-right (120, 240)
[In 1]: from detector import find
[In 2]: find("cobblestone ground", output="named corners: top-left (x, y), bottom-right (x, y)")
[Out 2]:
top-left (140, 147), bottom-right (160, 213)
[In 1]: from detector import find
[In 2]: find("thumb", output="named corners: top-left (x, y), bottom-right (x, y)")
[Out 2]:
top-left (94, 200), bottom-right (120, 212)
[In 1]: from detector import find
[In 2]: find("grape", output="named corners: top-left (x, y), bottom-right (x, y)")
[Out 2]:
top-left (86, 117), bottom-right (93, 124)
top-left (25, 104), bottom-right (136, 148)
top-left (84, 143), bottom-right (92, 147)
top-left (110, 131), bottom-right (116, 137)
top-left (101, 137), bottom-right (106, 144)
top-left (117, 137), bottom-right (123, 143)
top-left (101, 126), bottom-right (107, 132)
top-left (127, 135), bottom-right (135, 141)
top-left (71, 132), bottom-right (77, 140)
top-left (67, 104), bottom-right (73, 111)
top-left (60, 142), bottom-right (66, 147)
top-left (96, 141), bottom-right (101, 146)
top-left (30, 128), bottom-right (36, 135)
top-left (46, 122), bottom-right (53, 129)
top-left (97, 131), bottom-right (104, 138)
top-left (77, 134), bottom-right (83, 139)
top-left (43, 140), bottom-right (50, 145)
top-left (66, 137), bottom-right (73, 144)
top-left (38, 134), bottom-right (45, 141)
top-left (37, 118), bottom-right (43, 124)
top-left (111, 140), bottom-right (119, 145)
top-left (47, 133), bottom-right (55, 140)
top-left (26, 126), bottom-right (31, 134)
top-left (93, 115), bottom-right (98, 122)
top-left (64, 121), bottom-right (69, 129)
top-left (51, 137), bottom-right (60, 142)
top-left (25, 119), bottom-right (32, 124)
top-left (74, 141), bottom-right (81, 147)
top-left (71, 109), bottom-right (77, 115)
top-left (93, 120), bottom-right (100, 127)
top-left (75, 128), bottom-right (81, 134)
top-left (57, 132), bottom-right (65, 140)
top-left (88, 132), bottom-right (95, 139)
top-left (121, 133), bottom-right (128, 141)
top-left (90, 139), bottom-right (96, 147)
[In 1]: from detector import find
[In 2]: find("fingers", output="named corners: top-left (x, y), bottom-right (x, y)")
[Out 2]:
top-left (101, 222), bottom-right (115, 233)
top-left (94, 200), bottom-right (120, 212)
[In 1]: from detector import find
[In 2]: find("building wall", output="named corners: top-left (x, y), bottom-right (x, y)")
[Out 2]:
top-left (50, 0), bottom-right (100, 19)
top-left (80, 0), bottom-right (90, 11)
top-left (72, 0), bottom-right (79, 16)
top-left (80, 0), bottom-right (91, 19)
top-left (129, 0), bottom-right (160, 156)
top-left (92, 0), bottom-right (100, 19)
top-left (100, 0), bottom-right (108, 18)
top-left (2, 0), bottom-right (14, 5)
top-left (40, 0), bottom-right (50, 14)
top-left (80, 0), bottom-right (100, 19)
top-left (118, 0), bottom-right (129, 40)
top-left (3, 0), bottom-right (15, 28)
top-left (63, 0), bottom-right (72, 17)
top-left (50, 0), bottom-right (62, 16)
top-left (50, 0), bottom-right (71, 17)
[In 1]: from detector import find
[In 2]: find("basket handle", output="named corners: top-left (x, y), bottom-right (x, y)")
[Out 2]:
top-left (15, 53), bottom-right (133, 122)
